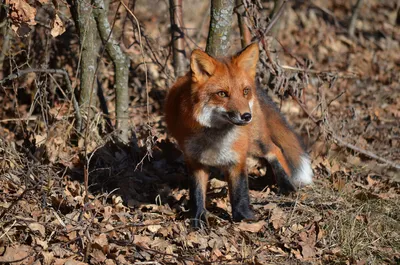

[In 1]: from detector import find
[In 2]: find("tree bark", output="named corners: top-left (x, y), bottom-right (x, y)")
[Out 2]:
top-left (206, 0), bottom-right (235, 57)
top-left (235, 0), bottom-right (251, 48)
top-left (93, 0), bottom-right (130, 143)
top-left (169, 0), bottom-right (187, 78)
top-left (67, 0), bottom-right (99, 129)
top-left (0, 23), bottom-right (11, 80)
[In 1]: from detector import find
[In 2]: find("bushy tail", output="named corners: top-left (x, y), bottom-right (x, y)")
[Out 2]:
top-left (270, 125), bottom-right (313, 189)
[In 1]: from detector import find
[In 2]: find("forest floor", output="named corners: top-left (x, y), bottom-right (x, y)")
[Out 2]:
top-left (0, 0), bottom-right (399, 264)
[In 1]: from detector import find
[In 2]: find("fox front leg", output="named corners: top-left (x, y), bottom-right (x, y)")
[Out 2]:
top-left (225, 164), bottom-right (255, 222)
top-left (188, 163), bottom-right (210, 228)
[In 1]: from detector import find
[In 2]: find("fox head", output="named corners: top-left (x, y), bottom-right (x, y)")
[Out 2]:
top-left (190, 43), bottom-right (260, 128)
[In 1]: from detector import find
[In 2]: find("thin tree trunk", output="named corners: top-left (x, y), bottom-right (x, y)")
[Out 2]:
top-left (92, 0), bottom-right (130, 143)
top-left (235, 0), bottom-right (251, 48)
top-left (169, 0), bottom-right (187, 78)
top-left (348, 0), bottom-right (363, 37)
top-left (67, 0), bottom-right (99, 130)
top-left (0, 24), bottom-right (11, 80)
top-left (206, 0), bottom-right (235, 57)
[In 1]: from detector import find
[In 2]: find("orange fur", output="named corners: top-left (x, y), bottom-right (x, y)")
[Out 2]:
top-left (165, 43), bottom-right (312, 226)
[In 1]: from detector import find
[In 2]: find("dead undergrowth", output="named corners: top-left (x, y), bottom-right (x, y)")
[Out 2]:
top-left (0, 0), bottom-right (399, 264)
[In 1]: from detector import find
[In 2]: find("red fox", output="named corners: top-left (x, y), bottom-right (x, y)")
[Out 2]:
top-left (165, 43), bottom-right (313, 228)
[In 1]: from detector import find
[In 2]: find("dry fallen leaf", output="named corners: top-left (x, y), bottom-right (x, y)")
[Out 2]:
top-left (28, 222), bottom-right (46, 237)
top-left (93, 233), bottom-right (109, 253)
top-left (0, 245), bottom-right (32, 263)
top-left (7, 0), bottom-right (37, 27)
top-left (42, 251), bottom-right (55, 265)
top-left (209, 178), bottom-right (227, 189)
top-left (237, 220), bottom-right (266, 233)
top-left (90, 249), bottom-right (107, 264)
top-left (270, 207), bottom-right (286, 230)
top-left (51, 14), bottom-right (66, 37)
top-left (299, 242), bottom-right (316, 259)
top-left (147, 224), bottom-right (162, 233)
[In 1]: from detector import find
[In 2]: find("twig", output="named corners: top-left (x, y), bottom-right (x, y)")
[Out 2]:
top-left (0, 181), bottom-right (42, 220)
top-left (330, 134), bottom-right (400, 170)
top-left (263, 0), bottom-right (287, 35)
top-left (252, 1), bottom-right (287, 73)
top-left (0, 117), bottom-right (38, 123)
top-left (276, 39), bottom-right (305, 67)
top-left (0, 68), bottom-right (82, 131)
top-left (310, 2), bottom-right (341, 28)
top-left (0, 220), bottom-right (17, 240)
top-left (280, 65), bottom-right (360, 79)
top-left (235, 0), bottom-right (252, 48)
top-left (348, 0), bottom-right (363, 37)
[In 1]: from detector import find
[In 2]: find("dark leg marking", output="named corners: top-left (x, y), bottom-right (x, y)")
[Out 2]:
top-left (229, 172), bottom-right (255, 222)
top-left (189, 176), bottom-right (208, 228)
top-left (269, 158), bottom-right (296, 194)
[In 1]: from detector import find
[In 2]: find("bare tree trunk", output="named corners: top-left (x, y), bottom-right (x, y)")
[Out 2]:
top-left (206, 0), bottom-right (235, 57)
top-left (348, 0), bottom-right (363, 37)
top-left (235, 0), bottom-right (251, 48)
top-left (169, 0), bottom-right (187, 78)
top-left (67, 0), bottom-right (99, 132)
top-left (92, 0), bottom-right (130, 143)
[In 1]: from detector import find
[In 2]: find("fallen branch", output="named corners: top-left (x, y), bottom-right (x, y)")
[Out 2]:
top-left (281, 65), bottom-right (360, 79)
top-left (331, 133), bottom-right (400, 170)
top-left (290, 92), bottom-right (400, 170)
top-left (0, 68), bottom-right (82, 131)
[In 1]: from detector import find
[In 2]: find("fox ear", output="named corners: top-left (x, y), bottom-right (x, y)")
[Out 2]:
top-left (190, 49), bottom-right (216, 82)
top-left (235, 42), bottom-right (259, 77)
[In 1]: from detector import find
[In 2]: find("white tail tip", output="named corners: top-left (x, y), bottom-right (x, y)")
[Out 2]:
top-left (292, 155), bottom-right (313, 187)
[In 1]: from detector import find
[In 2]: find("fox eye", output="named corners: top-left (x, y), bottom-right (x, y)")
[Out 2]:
top-left (217, 91), bottom-right (228, 98)
top-left (243, 88), bottom-right (250, 95)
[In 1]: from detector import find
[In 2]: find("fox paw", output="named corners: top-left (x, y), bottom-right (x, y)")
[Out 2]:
top-left (191, 210), bottom-right (209, 229)
top-left (232, 207), bottom-right (255, 222)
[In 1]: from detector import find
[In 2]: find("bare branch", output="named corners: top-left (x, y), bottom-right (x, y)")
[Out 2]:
top-left (348, 0), bottom-right (363, 37)
top-left (235, 0), bottom-right (252, 48)
top-left (263, 0), bottom-right (287, 35)
top-left (0, 68), bottom-right (82, 131)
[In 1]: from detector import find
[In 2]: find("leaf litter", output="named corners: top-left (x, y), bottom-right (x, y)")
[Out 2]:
top-left (0, 0), bottom-right (399, 264)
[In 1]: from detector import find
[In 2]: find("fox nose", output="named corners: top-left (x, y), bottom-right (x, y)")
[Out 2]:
top-left (241, 112), bottom-right (252, 122)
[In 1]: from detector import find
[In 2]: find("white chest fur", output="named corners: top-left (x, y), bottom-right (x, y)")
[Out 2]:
top-left (184, 127), bottom-right (239, 167)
